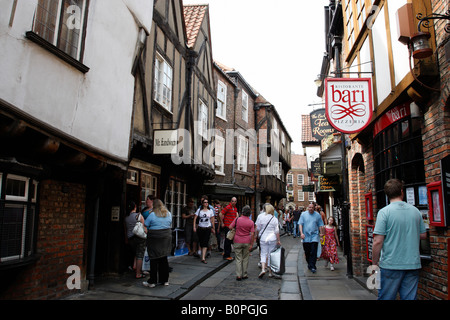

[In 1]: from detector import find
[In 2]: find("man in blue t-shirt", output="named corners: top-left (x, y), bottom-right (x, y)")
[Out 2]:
top-left (299, 203), bottom-right (324, 273)
top-left (372, 179), bottom-right (427, 300)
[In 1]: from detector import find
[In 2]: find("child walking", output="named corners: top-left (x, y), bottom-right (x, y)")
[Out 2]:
top-left (320, 217), bottom-right (340, 270)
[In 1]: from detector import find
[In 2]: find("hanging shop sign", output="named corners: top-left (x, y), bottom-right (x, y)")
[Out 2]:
top-left (318, 175), bottom-right (340, 192)
top-left (325, 78), bottom-right (373, 134)
top-left (309, 109), bottom-right (335, 140)
top-left (154, 130), bottom-right (178, 154)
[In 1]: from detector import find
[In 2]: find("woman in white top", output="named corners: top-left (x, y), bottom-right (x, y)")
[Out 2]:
top-left (194, 199), bottom-right (215, 264)
top-left (255, 204), bottom-right (280, 278)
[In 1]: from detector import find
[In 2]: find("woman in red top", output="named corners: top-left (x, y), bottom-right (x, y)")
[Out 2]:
top-left (229, 205), bottom-right (255, 280)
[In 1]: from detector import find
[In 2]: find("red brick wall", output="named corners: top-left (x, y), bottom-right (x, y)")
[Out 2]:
top-left (417, 0), bottom-right (449, 300)
top-left (348, 141), bottom-right (376, 277)
top-left (1, 180), bottom-right (86, 300)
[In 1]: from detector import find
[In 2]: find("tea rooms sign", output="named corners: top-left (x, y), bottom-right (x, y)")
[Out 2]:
top-left (325, 78), bottom-right (373, 134)
top-left (310, 109), bottom-right (335, 140)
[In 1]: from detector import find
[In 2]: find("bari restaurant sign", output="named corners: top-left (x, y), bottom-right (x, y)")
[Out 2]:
top-left (325, 78), bottom-right (373, 134)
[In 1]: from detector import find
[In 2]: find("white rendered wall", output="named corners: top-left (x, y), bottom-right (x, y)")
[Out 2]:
top-left (0, 0), bottom-right (153, 161)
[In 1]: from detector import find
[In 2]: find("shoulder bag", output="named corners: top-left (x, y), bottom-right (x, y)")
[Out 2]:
top-left (133, 214), bottom-right (147, 239)
top-left (226, 218), bottom-right (238, 241)
top-left (257, 216), bottom-right (273, 247)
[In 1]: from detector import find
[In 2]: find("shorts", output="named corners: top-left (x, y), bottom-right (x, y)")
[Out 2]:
top-left (128, 236), bottom-right (146, 259)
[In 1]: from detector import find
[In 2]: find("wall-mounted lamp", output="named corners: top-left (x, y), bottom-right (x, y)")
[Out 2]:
top-left (410, 10), bottom-right (450, 59)
top-left (411, 31), bottom-right (432, 59)
top-left (397, 5), bottom-right (449, 60)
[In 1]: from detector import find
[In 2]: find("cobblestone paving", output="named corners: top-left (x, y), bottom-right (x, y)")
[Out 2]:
top-left (184, 233), bottom-right (298, 300)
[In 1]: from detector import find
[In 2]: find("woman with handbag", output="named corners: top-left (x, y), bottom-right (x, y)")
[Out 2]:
top-left (255, 204), bottom-right (280, 278)
top-left (124, 201), bottom-right (147, 279)
top-left (193, 198), bottom-right (215, 264)
top-left (229, 205), bottom-right (255, 281)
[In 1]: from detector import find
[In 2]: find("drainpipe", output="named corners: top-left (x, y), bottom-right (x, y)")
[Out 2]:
top-left (88, 197), bottom-right (99, 288)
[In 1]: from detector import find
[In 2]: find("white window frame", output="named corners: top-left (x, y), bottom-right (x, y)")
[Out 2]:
top-left (271, 119), bottom-right (280, 153)
top-left (298, 190), bottom-right (305, 202)
top-left (215, 135), bottom-right (225, 174)
top-left (241, 90), bottom-right (248, 122)
top-left (237, 135), bottom-right (249, 172)
top-left (140, 172), bottom-right (157, 210)
top-left (1, 173), bottom-right (38, 263)
top-left (216, 80), bottom-right (227, 120)
top-left (286, 173), bottom-right (293, 184)
top-left (198, 100), bottom-right (208, 138)
top-left (154, 53), bottom-right (173, 112)
top-left (297, 174), bottom-right (304, 186)
top-left (5, 175), bottom-right (29, 202)
top-left (32, 0), bottom-right (87, 60)
top-left (165, 179), bottom-right (186, 229)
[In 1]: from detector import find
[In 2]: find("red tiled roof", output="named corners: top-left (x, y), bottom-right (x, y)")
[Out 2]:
top-left (301, 114), bottom-right (318, 143)
top-left (183, 4), bottom-right (208, 48)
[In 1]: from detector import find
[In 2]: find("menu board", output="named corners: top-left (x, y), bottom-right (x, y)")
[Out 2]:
top-left (366, 224), bottom-right (374, 262)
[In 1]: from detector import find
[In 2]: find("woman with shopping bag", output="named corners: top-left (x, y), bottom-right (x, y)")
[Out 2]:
top-left (255, 204), bottom-right (280, 278)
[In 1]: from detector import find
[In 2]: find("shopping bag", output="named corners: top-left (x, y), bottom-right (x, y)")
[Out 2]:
top-left (269, 245), bottom-right (285, 275)
top-left (142, 248), bottom-right (150, 271)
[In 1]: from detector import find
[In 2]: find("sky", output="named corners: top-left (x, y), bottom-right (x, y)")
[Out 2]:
top-left (183, 0), bottom-right (329, 154)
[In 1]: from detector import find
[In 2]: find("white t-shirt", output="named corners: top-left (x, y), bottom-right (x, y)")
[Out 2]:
top-left (195, 208), bottom-right (215, 228)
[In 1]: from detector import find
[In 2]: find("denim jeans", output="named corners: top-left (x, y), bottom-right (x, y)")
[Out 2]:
top-left (378, 268), bottom-right (420, 300)
top-left (293, 221), bottom-right (299, 237)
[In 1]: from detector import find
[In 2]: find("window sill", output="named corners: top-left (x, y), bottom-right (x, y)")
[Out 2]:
top-left (0, 255), bottom-right (39, 271)
top-left (25, 31), bottom-right (90, 74)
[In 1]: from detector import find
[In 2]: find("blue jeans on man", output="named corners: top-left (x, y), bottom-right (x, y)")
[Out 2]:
top-left (293, 221), bottom-right (299, 237)
top-left (378, 268), bottom-right (420, 300)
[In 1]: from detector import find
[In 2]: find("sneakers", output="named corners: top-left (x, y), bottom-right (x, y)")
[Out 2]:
top-left (330, 265), bottom-right (335, 271)
top-left (143, 281), bottom-right (156, 288)
top-left (224, 256), bottom-right (234, 261)
top-left (143, 281), bottom-right (169, 287)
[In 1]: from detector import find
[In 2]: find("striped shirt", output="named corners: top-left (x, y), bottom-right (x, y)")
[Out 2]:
top-left (221, 203), bottom-right (238, 227)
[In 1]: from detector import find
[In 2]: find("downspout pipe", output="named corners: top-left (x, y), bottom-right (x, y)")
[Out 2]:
top-left (88, 197), bottom-right (99, 288)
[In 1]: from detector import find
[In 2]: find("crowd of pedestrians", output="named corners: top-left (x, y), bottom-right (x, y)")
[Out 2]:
top-left (125, 193), bottom-right (343, 288)
top-left (124, 178), bottom-right (425, 300)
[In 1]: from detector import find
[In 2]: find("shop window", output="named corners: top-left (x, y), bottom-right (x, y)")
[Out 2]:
top-left (140, 173), bottom-right (157, 210)
top-left (374, 116), bottom-right (425, 209)
top-left (165, 179), bottom-right (186, 229)
top-left (0, 174), bottom-right (38, 265)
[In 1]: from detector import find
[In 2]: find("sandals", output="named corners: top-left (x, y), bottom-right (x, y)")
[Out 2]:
top-left (135, 274), bottom-right (146, 279)
top-left (201, 259), bottom-right (207, 264)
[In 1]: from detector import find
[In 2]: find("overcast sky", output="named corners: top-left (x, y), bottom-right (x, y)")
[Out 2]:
top-left (183, 0), bottom-right (329, 154)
